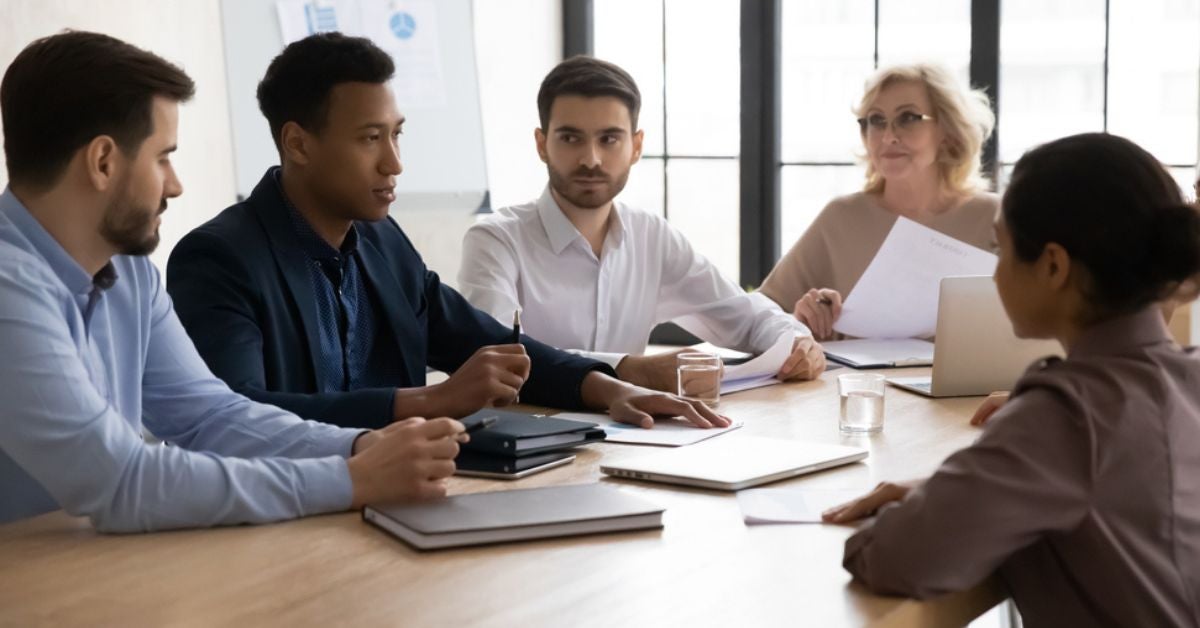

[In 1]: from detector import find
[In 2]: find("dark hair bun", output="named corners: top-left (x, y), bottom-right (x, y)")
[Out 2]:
top-left (1148, 202), bottom-right (1200, 298)
top-left (1004, 133), bottom-right (1200, 318)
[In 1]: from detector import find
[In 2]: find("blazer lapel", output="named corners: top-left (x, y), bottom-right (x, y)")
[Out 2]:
top-left (356, 236), bottom-right (420, 380)
top-left (247, 170), bottom-right (326, 383)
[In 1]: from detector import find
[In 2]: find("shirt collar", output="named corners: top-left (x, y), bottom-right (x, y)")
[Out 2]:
top-left (0, 187), bottom-right (118, 296)
top-left (1068, 305), bottom-right (1174, 359)
top-left (535, 185), bottom-right (625, 256)
top-left (272, 168), bottom-right (359, 261)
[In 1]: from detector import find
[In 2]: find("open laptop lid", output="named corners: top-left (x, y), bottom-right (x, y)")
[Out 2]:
top-left (926, 275), bottom-right (1062, 396)
top-left (600, 436), bottom-right (867, 491)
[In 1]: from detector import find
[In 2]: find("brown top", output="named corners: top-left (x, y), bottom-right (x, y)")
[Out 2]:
top-left (759, 191), bottom-right (999, 310)
top-left (844, 306), bottom-right (1200, 628)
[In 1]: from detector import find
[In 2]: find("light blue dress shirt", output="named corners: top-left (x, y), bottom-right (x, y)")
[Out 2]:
top-left (0, 188), bottom-right (360, 532)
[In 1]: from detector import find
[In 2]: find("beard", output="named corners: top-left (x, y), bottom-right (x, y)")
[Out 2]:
top-left (100, 189), bottom-right (164, 257)
top-left (546, 163), bottom-right (630, 210)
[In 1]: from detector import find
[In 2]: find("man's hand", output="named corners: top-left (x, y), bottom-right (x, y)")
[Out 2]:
top-left (615, 349), bottom-right (690, 392)
top-left (970, 392), bottom-right (1010, 426)
top-left (793, 288), bottom-right (843, 340)
top-left (410, 344), bottom-right (530, 419)
top-left (777, 336), bottom-right (826, 381)
top-left (347, 417), bottom-right (466, 509)
top-left (581, 372), bottom-right (731, 429)
top-left (821, 480), bottom-right (921, 524)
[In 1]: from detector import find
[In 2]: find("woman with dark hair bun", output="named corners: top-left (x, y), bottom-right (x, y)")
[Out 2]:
top-left (822, 133), bottom-right (1200, 627)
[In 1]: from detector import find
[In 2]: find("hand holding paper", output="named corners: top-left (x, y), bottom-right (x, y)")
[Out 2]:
top-left (835, 217), bottom-right (997, 339)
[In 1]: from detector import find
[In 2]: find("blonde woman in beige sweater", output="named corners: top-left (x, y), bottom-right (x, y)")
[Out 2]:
top-left (760, 63), bottom-right (998, 339)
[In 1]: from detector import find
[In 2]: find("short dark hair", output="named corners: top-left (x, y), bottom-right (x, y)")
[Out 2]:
top-left (537, 55), bottom-right (640, 131)
top-left (1003, 132), bottom-right (1200, 320)
top-left (1, 31), bottom-right (195, 189)
top-left (257, 32), bottom-right (395, 152)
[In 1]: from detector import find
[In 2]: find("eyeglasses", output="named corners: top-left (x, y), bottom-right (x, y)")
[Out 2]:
top-left (857, 111), bottom-right (935, 136)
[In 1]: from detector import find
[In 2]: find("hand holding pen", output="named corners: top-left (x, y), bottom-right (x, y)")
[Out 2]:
top-left (511, 310), bottom-right (522, 403)
top-left (793, 288), bottom-right (843, 341)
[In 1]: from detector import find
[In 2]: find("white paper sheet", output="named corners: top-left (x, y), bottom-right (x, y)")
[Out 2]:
top-left (718, 334), bottom-right (793, 394)
top-left (553, 412), bottom-right (743, 447)
top-left (276, 0), bottom-right (346, 43)
top-left (360, 0), bottom-right (448, 108)
top-left (275, 0), bottom-right (447, 108)
top-left (834, 217), bottom-right (997, 339)
top-left (737, 487), bottom-right (865, 524)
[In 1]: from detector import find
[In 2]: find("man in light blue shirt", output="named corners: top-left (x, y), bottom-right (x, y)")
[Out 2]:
top-left (0, 31), bottom-right (465, 532)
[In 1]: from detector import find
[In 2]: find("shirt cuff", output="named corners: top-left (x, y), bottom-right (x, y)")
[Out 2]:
top-left (316, 427), bottom-right (367, 459)
top-left (297, 456), bottom-right (355, 514)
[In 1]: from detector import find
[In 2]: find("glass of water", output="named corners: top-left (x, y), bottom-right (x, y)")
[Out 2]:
top-left (838, 373), bottom-right (886, 433)
top-left (677, 352), bottom-right (722, 407)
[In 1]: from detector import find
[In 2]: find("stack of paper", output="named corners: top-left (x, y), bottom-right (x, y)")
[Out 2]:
top-left (718, 334), bottom-right (794, 394)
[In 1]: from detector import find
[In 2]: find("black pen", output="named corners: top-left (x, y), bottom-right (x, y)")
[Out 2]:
top-left (511, 310), bottom-right (523, 404)
top-left (466, 416), bottom-right (497, 434)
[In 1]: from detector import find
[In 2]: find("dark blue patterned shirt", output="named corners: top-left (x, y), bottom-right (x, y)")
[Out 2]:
top-left (276, 175), bottom-right (403, 399)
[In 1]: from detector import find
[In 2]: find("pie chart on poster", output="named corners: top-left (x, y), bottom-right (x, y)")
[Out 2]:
top-left (390, 12), bottom-right (417, 40)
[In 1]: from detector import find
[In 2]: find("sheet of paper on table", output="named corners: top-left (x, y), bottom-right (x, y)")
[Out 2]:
top-left (737, 487), bottom-right (867, 524)
top-left (553, 412), bottom-right (744, 447)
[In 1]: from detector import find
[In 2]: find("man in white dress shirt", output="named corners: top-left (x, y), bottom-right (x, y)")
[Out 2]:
top-left (458, 56), bottom-right (824, 392)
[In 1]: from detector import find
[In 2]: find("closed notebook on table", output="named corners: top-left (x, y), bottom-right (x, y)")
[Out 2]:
top-left (822, 339), bottom-right (935, 368)
top-left (363, 483), bottom-right (665, 550)
top-left (454, 450), bottom-right (575, 479)
top-left (460, 409), bottom-right (605, 457)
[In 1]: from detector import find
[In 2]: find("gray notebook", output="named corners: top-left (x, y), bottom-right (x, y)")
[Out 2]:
top-left (363, 484), bottom-right (665, 550)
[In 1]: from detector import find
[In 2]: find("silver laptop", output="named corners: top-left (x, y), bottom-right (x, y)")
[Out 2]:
top-left (599, 436), bottom-right (867, 491)
top-left (888, 276), bottom-right (1062, 398)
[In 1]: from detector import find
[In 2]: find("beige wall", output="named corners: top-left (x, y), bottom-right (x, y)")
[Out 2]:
top-left (0, 0), bottom-right (561, 283)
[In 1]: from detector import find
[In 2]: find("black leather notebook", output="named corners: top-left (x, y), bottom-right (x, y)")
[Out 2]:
top-left (455, 450), bottom-right (575, 479)
top-left (460, 409), bottom-right (605, 457)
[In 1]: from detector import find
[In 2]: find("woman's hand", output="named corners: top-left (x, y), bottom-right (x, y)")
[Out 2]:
top-left (970, 392), bottom-right (1010, 426)
top-left (821, 480), bottom-right (920, 524)
top-left (793, 288), bottom-right (843, 340)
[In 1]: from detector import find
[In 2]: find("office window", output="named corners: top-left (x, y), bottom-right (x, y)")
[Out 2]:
top-left (1000, 0), bottom-right (1200, 190)
top-left (586, 0), bottom-right (1200, 283)
top-left (595, 0), bottom-right (741, 280)
top-left (779, 0), bottom-right (972, 253)
top-left (998, 0), bottom-right (1106, 164)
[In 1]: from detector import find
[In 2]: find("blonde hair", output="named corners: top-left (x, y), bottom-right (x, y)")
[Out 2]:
top-left (855, 63), bottom-right (995, 196)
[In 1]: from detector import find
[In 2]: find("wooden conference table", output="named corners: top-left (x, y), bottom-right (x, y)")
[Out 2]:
top-left (0, 366), bottom-right (1004, 627)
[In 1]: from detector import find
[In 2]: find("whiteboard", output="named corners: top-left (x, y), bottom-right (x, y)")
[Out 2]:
top-left (218, 0), bottom-right (490, 212)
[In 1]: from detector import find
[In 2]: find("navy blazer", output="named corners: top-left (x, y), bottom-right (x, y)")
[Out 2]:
top-left (166, 168), bottom-right (613, 429)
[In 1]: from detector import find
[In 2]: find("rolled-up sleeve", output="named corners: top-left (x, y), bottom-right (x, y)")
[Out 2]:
top-left (656, 222), bottom-right (810, 354)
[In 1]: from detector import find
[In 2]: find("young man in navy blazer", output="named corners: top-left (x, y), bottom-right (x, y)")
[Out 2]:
top-left (167, 32), bottom-right (725, 431)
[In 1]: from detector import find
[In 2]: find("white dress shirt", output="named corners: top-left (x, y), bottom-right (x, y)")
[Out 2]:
top-left (458, 187), bottom-right (809, 368)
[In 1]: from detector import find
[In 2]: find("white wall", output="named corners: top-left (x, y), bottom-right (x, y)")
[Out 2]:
top-left (393, 0), bottom-right (560, 286)
top-left (0, 0), bottom-right (561, 284)
top-left (0, 0), bottom-right (237, 271)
